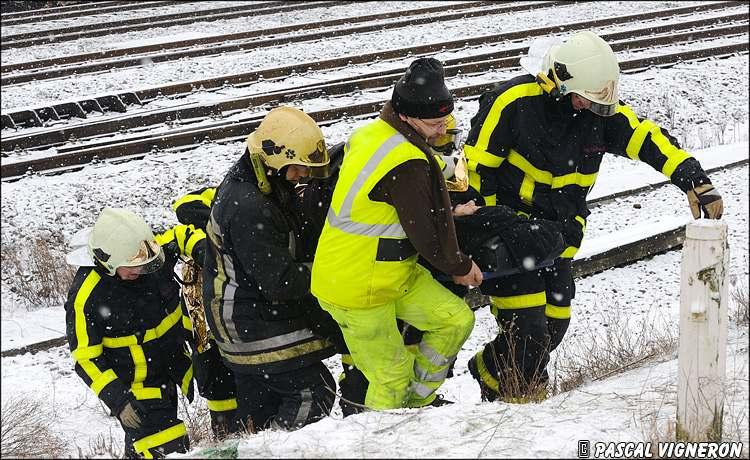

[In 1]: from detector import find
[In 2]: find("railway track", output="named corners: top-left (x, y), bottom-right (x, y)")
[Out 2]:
top-left (3, 2), bottom-right (741, 83)
top-left (1, 38), bottom-right (746, 181)
top-left (1, 5), bottom-right (744, 133)
top-left (0, 1), bottom-right (180, 26)
top-left (0, 1), bottom-right (549, 77)
top-left (0, 1), bottom-right (328, 49)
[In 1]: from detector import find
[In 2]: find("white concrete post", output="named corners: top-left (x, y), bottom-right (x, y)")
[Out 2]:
top-left (677, 220), bottom-right (729, 441)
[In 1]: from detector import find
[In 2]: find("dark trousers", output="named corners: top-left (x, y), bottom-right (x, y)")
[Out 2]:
top-left (122, 385), bottom-right (189, 459)
top-left (193, 342), bottom-right (237, 438)
top-left (476, 258), bottom-right (573, 397)
top-left (231, 362), bottom-right (335, 432)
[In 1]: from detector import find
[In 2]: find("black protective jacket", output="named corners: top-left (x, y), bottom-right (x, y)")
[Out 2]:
top-left (461, 74), bottom-right (711, 257)
top-left (65, 225), bottom-right (205, 416)
top-left (202, 153), bottom-right (335, 374)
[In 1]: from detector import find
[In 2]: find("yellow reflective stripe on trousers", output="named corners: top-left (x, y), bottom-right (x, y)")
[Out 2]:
top-left (133, 422), bottom-right (187, 459)
top-left (474, 82), bottom-right (542, 152)
top-left (560, 246), bottom-right (579, 258)
top-left (489, 292), bottom-right (546, 311)
top-left (474, 350), bottom-right (500, 393)
top-left (180, 352), bottom-right (193, 397)
top-left (207, 398), bottom-right (238, 412)
top-left (102, 304), bottom-right (182, 348)
top-left (74, 270), bottom-right (101, 349)
top-left (545, 304), bottom-right (571, 319)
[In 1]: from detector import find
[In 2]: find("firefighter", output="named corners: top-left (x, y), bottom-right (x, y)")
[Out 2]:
top-left (64, 208), bottom-right (206, 458)
top-left (459, 31), bottom-right (724, 401)
top-left (202, 106), bottom-right (339, 433)
top-left (311, 57), bottom-right (482, 410)
top-left (170, 189), bottom-right (237, 440)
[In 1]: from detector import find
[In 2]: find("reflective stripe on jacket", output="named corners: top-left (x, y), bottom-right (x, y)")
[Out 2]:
top-left (463, 74), bottom-right (710, 258)
top-left (312, 118), bottom-right (427, 308)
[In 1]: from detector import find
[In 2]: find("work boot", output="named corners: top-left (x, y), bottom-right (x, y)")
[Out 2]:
top-left (468, 355), bottom-right (498, 403)
top-left (428, 394), bottom-right (454, 407)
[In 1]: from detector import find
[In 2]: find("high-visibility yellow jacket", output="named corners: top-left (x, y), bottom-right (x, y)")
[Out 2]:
top-left (311, 118), bottom-right (428, 309)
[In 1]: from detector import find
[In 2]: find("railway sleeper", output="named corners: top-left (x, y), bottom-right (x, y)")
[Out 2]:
top-left (79, 99), bottom-right (105, 114)
top-left (96, 95), bottom-right (127, 112)
top-left (7, 110), bottom-right (43, 128)
top-left (36, 106), bottom-right (60, 123)
top-left (1, 114), bottom-right (16, 130)
top-left (53, 102), bottom-right (87, 120)
top-left (118, 92), bottom-right (143, 107)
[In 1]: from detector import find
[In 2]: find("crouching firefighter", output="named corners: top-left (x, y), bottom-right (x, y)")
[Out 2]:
top-left (202, 106), bottom-right (340, 433)
top-left (65, 208), bottom-right (206, 458)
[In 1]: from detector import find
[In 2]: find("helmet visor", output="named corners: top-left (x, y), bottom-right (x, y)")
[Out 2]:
top-left (587, 101), bottom-right (617, 117)
top-left (123, 239), bottom-right (165, 274)
top-left (308, 163), bottom-right (331, 179)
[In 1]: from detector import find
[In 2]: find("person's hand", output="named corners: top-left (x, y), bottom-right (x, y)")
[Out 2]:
top-left (687, 184), bottom-right (723, 219)
top-left (118, 399), bottom-right (145, 429)
top-left (453, 200), bottom-right (481, 217)
top-left (452, 260), bottom-right (483, 287)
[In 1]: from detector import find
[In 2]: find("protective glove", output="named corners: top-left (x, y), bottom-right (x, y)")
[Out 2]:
top-left (118, 399), bottom-right (145, 429)
top-left (687, 184), bottom-right (723, 219)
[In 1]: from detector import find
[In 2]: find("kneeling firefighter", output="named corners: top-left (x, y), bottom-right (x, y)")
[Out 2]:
top-left (202, 106), bottom-right (342, 432)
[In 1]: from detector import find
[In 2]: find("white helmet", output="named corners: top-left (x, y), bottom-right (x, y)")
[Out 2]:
top-left (66, 208), bottom-right (164, 276)
top-left (539, 31), bottom-right (620, 116)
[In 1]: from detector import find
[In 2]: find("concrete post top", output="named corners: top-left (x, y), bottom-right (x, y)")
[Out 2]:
top-left (685, 219), bottom-right (728, 240)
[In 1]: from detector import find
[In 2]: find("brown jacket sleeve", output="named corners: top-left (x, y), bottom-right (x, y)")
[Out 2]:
top-left (370, 159), bottom-right (472, 277)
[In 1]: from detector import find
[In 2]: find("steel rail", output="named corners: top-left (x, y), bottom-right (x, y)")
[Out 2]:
top-left (0, 1), bottom-right (181, 26)
top-left (1, 1), bottom-right (138, 20)
top-left (2, 1), bottom-right (737, 82)
top-left (3, 18), bottom-right (746, 154)
top-left (0, 1), bottom-right (313, 46)
top-left (1, 31), bottom-right (746, 170)
top-left (2, 9), bottom-right (744, 139)
top-left (2, 42), bottom-right (746, 180)
top-left (0, 1), bottom-right (548, 75)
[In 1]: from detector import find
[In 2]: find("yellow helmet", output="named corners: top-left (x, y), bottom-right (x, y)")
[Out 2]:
top-left (539, 31), bottom-right (620, 116)
top-left (246, 106), bottom-right (330, 179)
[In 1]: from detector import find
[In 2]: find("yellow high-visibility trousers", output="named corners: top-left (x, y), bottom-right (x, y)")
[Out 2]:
top-left (319, 265), bottom-right (474, 410)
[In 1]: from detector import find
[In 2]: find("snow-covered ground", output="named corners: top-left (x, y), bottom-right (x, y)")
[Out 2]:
top-left (1, 2), bottom-right (748, 458)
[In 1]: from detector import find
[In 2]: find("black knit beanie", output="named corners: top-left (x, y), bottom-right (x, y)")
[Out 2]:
top-left (391, 58), bottom-right (454, 119)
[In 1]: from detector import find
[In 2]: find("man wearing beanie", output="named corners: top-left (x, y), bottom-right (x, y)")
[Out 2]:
top-left (311, 58), bottom-right (482, 410)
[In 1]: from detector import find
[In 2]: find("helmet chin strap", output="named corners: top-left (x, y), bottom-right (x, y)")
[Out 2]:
top-left (248, 150), bottom-right (272, 194)
top-left (535, 72), bottom-right (560, 99)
